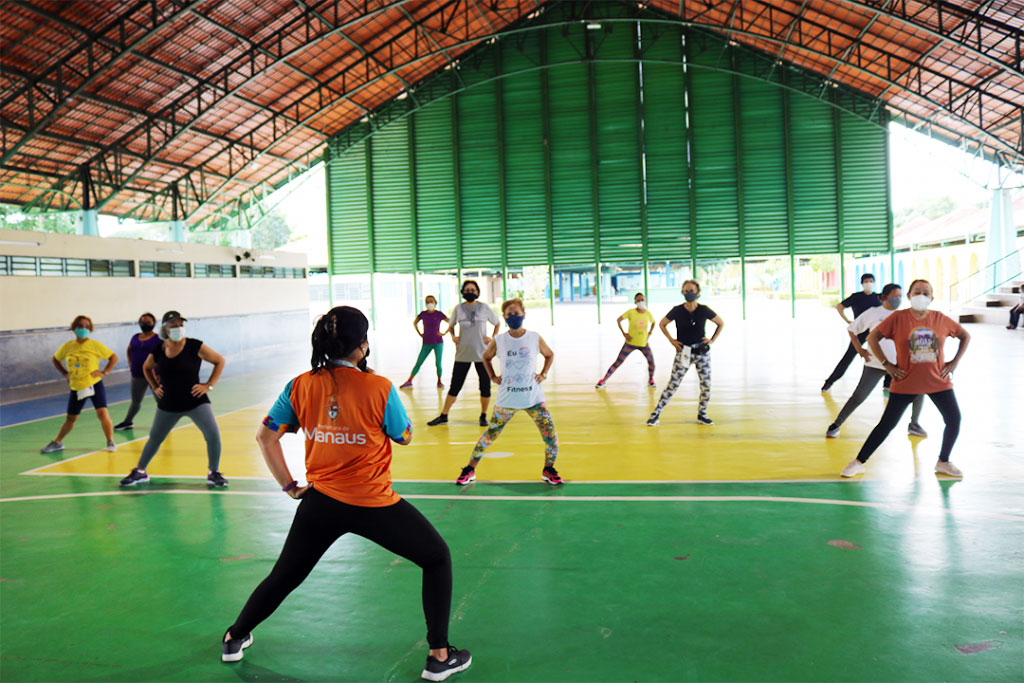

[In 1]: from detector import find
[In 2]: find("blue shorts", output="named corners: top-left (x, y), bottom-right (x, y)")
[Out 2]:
top-left (67, 380), bottom-right (108, 415)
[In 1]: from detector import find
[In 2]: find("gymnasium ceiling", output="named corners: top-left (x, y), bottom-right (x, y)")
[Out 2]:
top-left (1, 0), bottom-right (1022, 229)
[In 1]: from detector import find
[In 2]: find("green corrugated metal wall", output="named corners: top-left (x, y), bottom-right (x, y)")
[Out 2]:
top-left (325, 22), bottom-right (891, 275)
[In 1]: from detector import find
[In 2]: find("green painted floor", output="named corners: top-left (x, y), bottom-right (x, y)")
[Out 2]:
top-left (3, 320), bottom-right (1023, 682)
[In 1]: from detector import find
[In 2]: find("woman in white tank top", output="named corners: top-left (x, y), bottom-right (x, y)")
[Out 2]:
top-left (455, 298), bottom-right (563, 487)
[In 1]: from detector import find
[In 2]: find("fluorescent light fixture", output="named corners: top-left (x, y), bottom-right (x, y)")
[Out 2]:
top-left (587, 22), bottom-right (602, 29)
top-left (0, 239), bottom-right (41, 247)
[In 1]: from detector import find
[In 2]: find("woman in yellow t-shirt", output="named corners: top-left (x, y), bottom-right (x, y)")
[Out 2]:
top-left (595, 292), bottom-right (657, 389)
top-left (41, 315), bottom-right (119, 454)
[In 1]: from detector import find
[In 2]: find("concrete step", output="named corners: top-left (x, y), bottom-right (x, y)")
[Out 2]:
top-left (958, 307), bottom-right (1014, 325)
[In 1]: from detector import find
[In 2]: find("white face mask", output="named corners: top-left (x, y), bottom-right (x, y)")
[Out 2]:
top-left (168, 326), bottom-right (185, 342)
top-left (910, 294), bottom-right (931, 312)
top-left (636, 301), bottom-right (646, 311)
top-left (863, 282), bottom-right (875, 294)
top-left (426, 303), bottom-right (436, 312)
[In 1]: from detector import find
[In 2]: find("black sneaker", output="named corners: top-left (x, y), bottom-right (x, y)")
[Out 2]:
top-left (821, 380), bottom-right (834, 392)
top-left (221, 629), bottom-right (252, 662)
top-left (696, 415), bottom-right (714, 425)
top-left (479, 413), bottom-right (488, 427)
top-left (456, 466), bottom-right (476, 486)
top-left (113, 421), bottom-right (134, 431)
top-left (119, 468), bottom-right (149, 487)
top-left (542, 466), bottom-right (563, 486)
top-left (207, 471), bottom-right (228, 488)
top-left (421, 645), bottom-right (472, 681)
top-left (428, 414), bottom-right (449, 426)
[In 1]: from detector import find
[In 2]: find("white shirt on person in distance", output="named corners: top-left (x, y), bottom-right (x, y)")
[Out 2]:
top-left (848, 306), bottom-right (898, 370)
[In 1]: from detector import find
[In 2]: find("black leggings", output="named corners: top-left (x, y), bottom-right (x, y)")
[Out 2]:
top-left (856, 389), bottom-right (961, 463)
top-left (448, 361), bottom-right (491, 398)
top-left (230, 489), bottom-right (452, 648)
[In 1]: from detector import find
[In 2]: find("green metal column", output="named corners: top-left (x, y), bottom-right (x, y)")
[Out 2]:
top-left (635, 39), bottom-right (650, 299)
top-left (731, 71), bottom-right (747, 320)
top-left (328, 273), bottom-right (335, 307)
top-left (323, 145), bottom-right (336, 308)
top-left (365, 136), bottom-right (377, 328)
top-left (586, 33), bottom-right (602, 324)
top-left (883, 120), bottom-right (896, 281)
top-left (495, 47), bottom-right (509, 302)
top-left (682, 35), bottom-right (698, 276)
top-left (833, 107), bottom-right (846, 299)
top-left (781, 83), bottom-right (796, 319)
top-left (540, 37), bottom-right (556, 326)
top-left (409, 113), bottom-right (420, 303)
top-left (451, 91), bottom-right (465, 285)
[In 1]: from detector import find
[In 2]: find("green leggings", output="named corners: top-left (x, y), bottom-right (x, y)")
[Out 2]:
top-left (411, 343), bottom-right (444, 378)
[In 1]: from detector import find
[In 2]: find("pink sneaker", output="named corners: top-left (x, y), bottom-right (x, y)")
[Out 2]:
top-left (456, 466), bottom-right (476, 486)
top-left (400, 380), bottom-right (413, 389)
top-left (437, 380), bottom-right (445, 389)
top-left (542, 466), bottom-right (563, 486)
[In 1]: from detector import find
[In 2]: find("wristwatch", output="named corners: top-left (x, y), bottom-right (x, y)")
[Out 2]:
top-left (206, 383), bottom-right (215, 391)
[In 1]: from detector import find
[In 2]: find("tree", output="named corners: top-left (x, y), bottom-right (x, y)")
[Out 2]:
top-left (0, 204), bottom-right (78, 233)
top-left (249, 208), bottom-right (291, 250)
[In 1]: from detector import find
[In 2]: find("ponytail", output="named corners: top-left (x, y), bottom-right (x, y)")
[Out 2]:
top-left (311, 306), bottom-right (369, 375)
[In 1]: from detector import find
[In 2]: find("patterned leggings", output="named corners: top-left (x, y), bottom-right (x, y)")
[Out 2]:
top-left (601, 343), bottom-right (655, 383)
top-left (471, 403), bottom-right (558, 466)
top-left (651, 350), bottom-right (711, 419)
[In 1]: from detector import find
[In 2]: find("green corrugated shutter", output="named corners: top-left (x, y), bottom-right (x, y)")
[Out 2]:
top-left (688, 40), bottom-right (740, 259)
top-left (595, 27), bottom-right (643, 263)
top-left (547, 27), bottom-right (595, 266)
top-left (457, 83), bottom-right (503, 269)
top-left (737, 72), bottom-right (789, 256)
top-left (370, 118), bottom-right (414, 272)
top-left (326, 140), bottom-right (370, 275)
top-left (789, 91), bottom-right (839, 253)
top-left (640, 24), bottom-right (690, 263)
top-left (413, 100), bottom-right (459, 271)
top-left (839, 113), bottom-right (890, 252)
top-left (502, 36), bottom-right (549, 267)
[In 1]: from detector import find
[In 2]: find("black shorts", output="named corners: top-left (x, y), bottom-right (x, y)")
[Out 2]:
top-left (66, 380), bottom-right (108, 415)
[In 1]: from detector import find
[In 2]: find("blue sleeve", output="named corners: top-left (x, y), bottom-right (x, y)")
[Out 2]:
top-left (262, 379), bottom-right (299, 433)
top-left (382, 384), bottom-right (412, 442)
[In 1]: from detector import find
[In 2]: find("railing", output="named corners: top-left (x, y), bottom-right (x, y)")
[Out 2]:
top-left (949, 249), bottom-right (1022, 310)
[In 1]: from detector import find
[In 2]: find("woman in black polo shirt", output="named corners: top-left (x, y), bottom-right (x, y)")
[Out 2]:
top-left (647, 280), bottom-right (724, 426)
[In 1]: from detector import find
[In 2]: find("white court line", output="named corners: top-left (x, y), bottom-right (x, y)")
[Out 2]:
top-left (18, 401), bottom-right (269, 476)
top-left (0, 489), bottom-right (1021, 522)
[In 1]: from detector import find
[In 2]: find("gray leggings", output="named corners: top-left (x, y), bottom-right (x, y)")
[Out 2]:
top-left (834, 366), bottom-right (923, 427)
top-left (121, 377), bottom-right (151, 424)
top-left (137, 403), bottom-right (221, 471)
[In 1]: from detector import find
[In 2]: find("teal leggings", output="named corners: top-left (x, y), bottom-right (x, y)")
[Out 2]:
top-left (411, 343), bottom-right (444, 378)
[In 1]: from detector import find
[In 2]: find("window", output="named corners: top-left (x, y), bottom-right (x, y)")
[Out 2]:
top-left (194, 263), bottom-right (236, 278)
top-left (0, 256), bottom-right (134, 277)
top-left (140, 260), bottom-right (190, 277)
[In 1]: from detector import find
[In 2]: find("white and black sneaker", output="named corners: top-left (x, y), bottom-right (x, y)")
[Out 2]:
top-left (221, 629), bottom-right (252, 662)
top-left (696, 415), bottom-right (714, 425)
top-left (119, 468), bottom-right (149, 487)
top-left (422, 645), bottom-right (472, 681)
top-left (646, 415), bottom-right (660, 426)
top-left (207, 471), bottom-right (229, 488)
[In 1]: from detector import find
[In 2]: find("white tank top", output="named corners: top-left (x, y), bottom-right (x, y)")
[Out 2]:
top-left (495, 330), bottom-right (545, 409)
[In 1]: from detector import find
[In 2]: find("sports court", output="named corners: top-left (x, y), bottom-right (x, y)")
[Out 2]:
top-left (2, 1), bottom-right (1023, 681)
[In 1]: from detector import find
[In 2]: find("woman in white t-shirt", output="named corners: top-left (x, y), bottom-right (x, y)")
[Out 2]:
top-left (826, 284), bottom-right (925, 439)
top-left (455, 298), bottom-right (562, 487)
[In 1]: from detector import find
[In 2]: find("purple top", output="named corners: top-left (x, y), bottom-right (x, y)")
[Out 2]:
top-left (128, 333), bottom-right (162, 378)
top-left (416, 310), bottom-right (447, 345)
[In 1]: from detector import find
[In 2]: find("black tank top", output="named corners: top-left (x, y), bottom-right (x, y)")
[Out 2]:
top-left (151, 338), bottom-right (211, 412)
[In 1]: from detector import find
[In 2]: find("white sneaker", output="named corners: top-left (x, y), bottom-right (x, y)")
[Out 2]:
top-left (840, 459), bottom-right (866, 478)
top-left (907, 422), bottom-right (928, 438)
top-left (934, 460), bottom-right (963, 477)
top-left (105, 440), bottom-right (117, 452)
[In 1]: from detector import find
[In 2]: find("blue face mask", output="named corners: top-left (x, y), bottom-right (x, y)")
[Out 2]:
top-left (505, 314), bottom-right (524, 330)
top-left (888, 296), bottom-right (902, 309)
top-left (74, 327), bottom-right (90, 339)
top-left (683, 291), bottom-right (698, 302)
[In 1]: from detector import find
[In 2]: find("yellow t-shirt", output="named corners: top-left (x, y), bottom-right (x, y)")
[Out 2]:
top-left (55, 339), bottom-right (114, 391)
top-left (621, 308), bottom-right (655, 347)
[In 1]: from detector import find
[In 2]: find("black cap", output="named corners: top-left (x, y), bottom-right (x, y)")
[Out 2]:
top-left (161, 310), bottom-right (187, 324)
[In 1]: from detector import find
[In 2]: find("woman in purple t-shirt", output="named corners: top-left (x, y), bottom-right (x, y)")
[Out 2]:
top-left (113, 312), bottom-right (162, 431)
top-left (400, 295), bottom-right (449, 389)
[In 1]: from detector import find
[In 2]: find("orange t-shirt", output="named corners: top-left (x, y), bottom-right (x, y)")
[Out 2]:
top-left (873, 309), bottom-right (964, 395)
top-left (262, 365), bottom-right (412, 507)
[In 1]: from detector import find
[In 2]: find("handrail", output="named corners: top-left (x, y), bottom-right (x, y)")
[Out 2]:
top-left (948, 249), bottom-right (1022, 310)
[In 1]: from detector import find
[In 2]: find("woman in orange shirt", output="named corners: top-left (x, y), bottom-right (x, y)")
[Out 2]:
top-left (840, 280), bottom-right (971, 478)
top-left (222, 306), bottom-right (471, 682)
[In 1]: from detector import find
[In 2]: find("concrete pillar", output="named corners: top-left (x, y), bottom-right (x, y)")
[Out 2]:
top-left (170, 220), bottom-right (185, 243)
top-left (987, 188), bottom-right (1020, 287)
top-left (78, 209), bottom-right (98, 236)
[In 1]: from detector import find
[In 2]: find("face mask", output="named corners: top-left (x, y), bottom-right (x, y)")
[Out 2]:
top-left (505, 314), bottom-right (524, 330)
top-left (863, 282), bottom-right (875, 294)
top-left (357, 344), bottom-right (370, 371)
top-left (887, 296), bottom-right (902, 309)
top-left (910, 294), bottom-right (931, 312)
top-left (636, 301), bottom-right (646, 311)
top-left (462, 291), bottom-right (478, 302)
top-left (683, 291), bottom-right (698, 303)
top-left (426, 303), bottom-right (436, 312)
top-left (168, 326), bottom-right (185, 342)
top-left (74, 327), bottom-right (90, 339)
top-left (139, 321), bottom-right (155, 333)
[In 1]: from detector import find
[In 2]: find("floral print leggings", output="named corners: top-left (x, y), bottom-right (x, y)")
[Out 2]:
top-left (471, 403), bottom-right (558, 467)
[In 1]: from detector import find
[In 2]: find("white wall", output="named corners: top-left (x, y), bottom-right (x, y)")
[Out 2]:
top-left (0, 229), bottom-right (308, 332)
